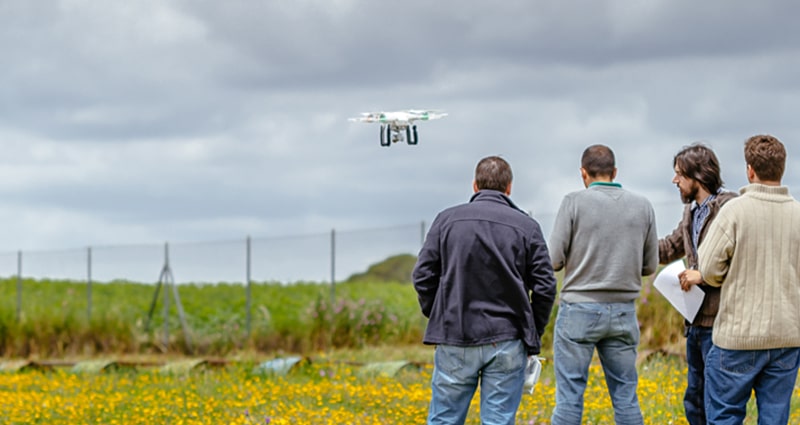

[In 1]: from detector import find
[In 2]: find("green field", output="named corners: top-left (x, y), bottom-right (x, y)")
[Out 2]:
top-left (0, 273), bottom-right (686, 358)
top-left (1, 273), bottom-right (795, 424)
top-left (0, 277), bottom-right (427, 357)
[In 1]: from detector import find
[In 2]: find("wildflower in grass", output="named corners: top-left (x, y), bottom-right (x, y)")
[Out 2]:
top-left (0, 354), bottom-right (731, 423)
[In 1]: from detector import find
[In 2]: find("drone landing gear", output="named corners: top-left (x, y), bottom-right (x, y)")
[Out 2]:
top-left (379, 124), bottom-right (419, 146)
top-left (407, 125), bottom-right (418, 145)
top-left (380, 125), bottom-right (390, 147)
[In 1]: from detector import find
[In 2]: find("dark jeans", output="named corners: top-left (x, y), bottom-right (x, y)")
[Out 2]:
top-left (705, 345), bottom-right (800, 424)
top-left (684, 326), bottom-right (713, 425)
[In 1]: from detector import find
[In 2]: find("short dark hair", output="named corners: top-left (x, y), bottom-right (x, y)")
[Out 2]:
top-left (475, 156), bottom-right (512, 192)
top-left (745, 134), bottom-right (786, 181)
top-left (581, 144), bottom-right (615, 178)
top-left (674, 143), bottom-right (723, 193)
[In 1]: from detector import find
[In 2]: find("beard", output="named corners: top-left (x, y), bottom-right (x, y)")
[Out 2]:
top-left (679, 183), bottom-right (699, 204)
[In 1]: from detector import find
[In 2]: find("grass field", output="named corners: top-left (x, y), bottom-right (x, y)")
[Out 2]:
top-left (0, 346), bottom-right (684, 424)
top-left (0, 274), bottom-right (687, 357)
top-left (2, 275), bottom-right (795, 423)
top-left (3, 345), bottom-right (796, 424)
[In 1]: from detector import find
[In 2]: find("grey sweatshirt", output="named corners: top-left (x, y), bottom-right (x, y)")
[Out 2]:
top-left (549, 182), bottom-right (659, 303)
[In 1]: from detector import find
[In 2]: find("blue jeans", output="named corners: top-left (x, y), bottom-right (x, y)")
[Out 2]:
top-left (552, 301), bottom-right (643, 425)
top-left (684, 326), bottom-right (713, 425)
top-left (427, 339), bottom-right (526, 425)
top-left (705, 344), bottom-right (800, 425)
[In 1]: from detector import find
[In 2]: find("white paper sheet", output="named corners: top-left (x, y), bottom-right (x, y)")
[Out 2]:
top-left (653, 260), bottom-right (706, 322)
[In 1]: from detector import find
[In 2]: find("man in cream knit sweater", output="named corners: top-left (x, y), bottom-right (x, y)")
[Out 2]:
top-left (698, 134), bottom-right (800, 425)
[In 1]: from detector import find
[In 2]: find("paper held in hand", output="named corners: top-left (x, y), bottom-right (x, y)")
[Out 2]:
top-left (523, 355), bottom-right (542, 395)
top-left (653, 260), bottom-right (706, 323)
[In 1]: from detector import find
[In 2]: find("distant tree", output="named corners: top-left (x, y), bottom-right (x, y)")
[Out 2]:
top-left (346, 254), bottom-right (417, 284)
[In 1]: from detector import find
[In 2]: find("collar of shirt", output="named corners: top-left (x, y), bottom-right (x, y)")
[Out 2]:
top-left (691, 189), bottom-right (719, 212)
top-left (588, 182), bottom-right (622, 188)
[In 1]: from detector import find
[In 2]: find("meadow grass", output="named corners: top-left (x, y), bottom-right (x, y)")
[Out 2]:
top-left (2, 347), bottom-right (797, 424)
top-left (0, 278), bottom-right (425, 357)
top-left (0, 274), bottom-right (685, 358)
top-left (1, 275), bottom-right (796, 423)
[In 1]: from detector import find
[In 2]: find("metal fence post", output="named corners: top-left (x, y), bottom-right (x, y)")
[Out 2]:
top-left (420, 220), bottom-right (426, 247)
top-left (163, 243), bottom-right (171, 349)
top-left (87, 246), bottom-right (93, 322)
top-left (330, 228), bottom-right (336, 303)
top-left (16, 250), bottom-right (22, 323)
top-left (246, 235), bottom-right (252, 338)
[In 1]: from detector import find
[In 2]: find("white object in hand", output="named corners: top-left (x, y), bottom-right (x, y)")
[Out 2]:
top-left (523, 355), bottom-right (542, 395)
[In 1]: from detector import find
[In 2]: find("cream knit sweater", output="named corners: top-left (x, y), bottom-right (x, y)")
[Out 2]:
top-left (698, 183), bottom-right (800, 350)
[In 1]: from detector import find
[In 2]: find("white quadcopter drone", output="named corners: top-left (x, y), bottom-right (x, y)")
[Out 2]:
top-left (349, 109), bottom-right (447, 146)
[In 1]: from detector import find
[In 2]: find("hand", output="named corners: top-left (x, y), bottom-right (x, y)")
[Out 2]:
top-left (678, 269), bottom-right (703, 291)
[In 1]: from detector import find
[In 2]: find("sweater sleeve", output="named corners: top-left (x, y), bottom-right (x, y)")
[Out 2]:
top-left (698, 212), bottom-right (734, 287)
top-left (642, 204), bottom-right (659, 276)
top-left (549, 196), bottom-right (573, 272)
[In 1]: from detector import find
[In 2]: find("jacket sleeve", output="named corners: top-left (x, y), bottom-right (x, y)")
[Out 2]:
top-left (658, 217), bottom-right (686, 265)
top-left (698, 213), bottom-right (734, 287)
top-left (412, 216), bottom-right (442, 318)
top-left (549, 196), bottom-right (573, 272)
top-left (527, 223), bottom-right (557, 340)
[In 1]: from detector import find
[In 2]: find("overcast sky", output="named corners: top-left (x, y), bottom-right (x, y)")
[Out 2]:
top-left (2, 1), bottom-right (799, 280)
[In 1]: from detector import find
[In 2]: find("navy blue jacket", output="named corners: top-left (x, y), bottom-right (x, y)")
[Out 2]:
top-left (412, 190), bottom-right (557, 354)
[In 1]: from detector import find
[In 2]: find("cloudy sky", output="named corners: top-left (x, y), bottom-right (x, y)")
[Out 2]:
top-left (1, 0), bottom-right (799, 281)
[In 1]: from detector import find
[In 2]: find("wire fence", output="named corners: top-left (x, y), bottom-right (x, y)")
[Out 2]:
top-left (1, 222), bottom-right (426, 284)
top-left (1, 222), bottom-right (426, 342)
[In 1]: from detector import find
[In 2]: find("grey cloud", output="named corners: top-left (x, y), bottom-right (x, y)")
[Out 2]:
top-left (1, 0), bottom-right (799, 269)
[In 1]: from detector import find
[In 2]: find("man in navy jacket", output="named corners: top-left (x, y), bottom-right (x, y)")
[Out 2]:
top-left (413, 155), bottom-right (557, 425)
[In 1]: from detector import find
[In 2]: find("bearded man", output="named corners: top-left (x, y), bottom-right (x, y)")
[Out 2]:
top-left (657, 143), bottom-right (736, 425)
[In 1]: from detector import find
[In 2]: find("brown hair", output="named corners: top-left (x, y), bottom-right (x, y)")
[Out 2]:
top-left (744, 134), bottom-right (786, 181)
top-left (581, 144), bottom-right (615, 178)
top-left (674, 143), bottom-right (723, 193)
top-left (475, 156), bottom-right (512, 192)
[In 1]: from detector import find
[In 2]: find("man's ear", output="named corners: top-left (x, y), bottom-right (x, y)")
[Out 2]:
top-left (504, 182), bottom-right (512, 196)
top-left (611, 168), bottom-right (618, 180)
top-left (580, 167), bottom-right (589, 187)
top-left (473, 181), bottom-right (479, 193)
top-left (746, 164), bottom-right (756, 183)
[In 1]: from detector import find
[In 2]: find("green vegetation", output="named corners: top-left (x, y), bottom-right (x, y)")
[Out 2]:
top-left (0, 278), bottom-right (424, 357)
top-left (345, 253), bottom-right (417, 283)
top-left (0, 256), bottom-right (686, 358)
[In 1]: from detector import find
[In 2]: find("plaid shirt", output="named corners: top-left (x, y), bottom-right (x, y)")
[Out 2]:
top-left (691, 191), bottom-right (718, 257)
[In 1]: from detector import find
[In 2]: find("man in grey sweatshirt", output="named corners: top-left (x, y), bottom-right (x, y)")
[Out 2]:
top-left (549, 144), bottom-right (658, 425)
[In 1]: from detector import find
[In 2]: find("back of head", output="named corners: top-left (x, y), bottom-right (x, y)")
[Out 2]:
top-left (475, 156), bottom-right (512, 192)
top-left (745, 134), bottom-right (786, 181)
top-left (581, 144), bottom-right (615, 178)
top-left (674, 143), bottom-right (723, 193)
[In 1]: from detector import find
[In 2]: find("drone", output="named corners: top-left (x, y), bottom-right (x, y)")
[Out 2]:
top-left (349, 109), bottom-right (447, 146)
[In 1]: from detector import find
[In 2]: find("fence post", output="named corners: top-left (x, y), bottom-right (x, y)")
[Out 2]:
top-left (16, 250), bottom-right (22, 322)
top-left (87, 247), bottom-right (93, 322)
top-left (163, 243), bottom-right (171, 349)
top-left (330, 228), bottom-right (336, 303)
top-left (420, 220), bottom-right (426, 247)
top-left (246, 235), bottom-right (252, 338)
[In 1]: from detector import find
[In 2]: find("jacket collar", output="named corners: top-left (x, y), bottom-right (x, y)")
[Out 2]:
top-left (470, 190), bottom-right (526, 213)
